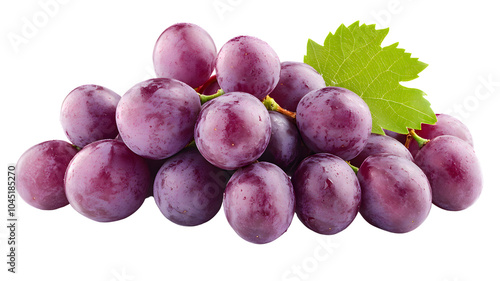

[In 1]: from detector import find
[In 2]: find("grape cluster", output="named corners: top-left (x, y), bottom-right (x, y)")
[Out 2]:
top-left (16, 22), bottom-right (483, 244)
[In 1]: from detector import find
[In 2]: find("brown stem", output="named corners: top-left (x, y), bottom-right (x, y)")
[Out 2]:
top-left (406, 129), bottom-right (430, 149)
top-left (195, 75), bottom-right (217, 94)
top-left (262, 96), bottom-right (296, 119)
top-left (404, 132), bottom-right (412, 149)
top-left (276, 106), bottom-right (296, 119)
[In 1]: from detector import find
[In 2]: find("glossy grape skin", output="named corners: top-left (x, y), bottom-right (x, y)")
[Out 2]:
top-left (414, 135), bottom-right (482, 211)
top-left (408, 113), bottom-right (474, 157)
top-left (216, 36), bottom-right (280, 100)
top-left (153, 23), bottom-right (217, 88)
top-left (350, 133), bottom-right (413, 167)
top-left (194, 92), bottom-right (271, 170)
top-left (116, 78), bottom-right (201, 160)
top-left (296, 87), bottom-right (372, 160)
top-left (258, 111), bottom-right (300, 172)
top-left (224, 162), bottom-right (295, 244)
top-left (153, 147), bottom-right (230, 226)
top-left (292, 153), bottom-right (361, 235)
top-left (358, 154), bottom-right (432, 233)
top-left (269, 61), bottom-right (326, 111)
top-left (16, 140), bottom-right (78, 210)
top-left (65, 139), bottom-right (150, 222)
top-left (60, 84), bottom-right (120, 148)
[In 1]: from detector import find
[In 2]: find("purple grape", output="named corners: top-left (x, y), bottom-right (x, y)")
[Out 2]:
top-left (349, 133), bottom-right (413, 167)
top-left (258, 111), bottom-right (300, 172)
top-left (296, 87), bottom-right (372, 160)
top-left (292, 153), bottom-right (361, 235)
top-left (153, 23), bottom-right (217, 88)
top-left (408, 113), bottom-right (474, 157)
top-left (216, 36), bottom-right (280, 100)
top-left (60, 84), bottom-right (120, 148)
top-left (16, 140), bottom-right (78, 210)
top-left (65, 139), bottom-right (150, 222)
top-left (414, 135), bottom-right (482, 211)
top-left (358, 154), bottom-right (432, 233)
top-left (269, 61), bottom-right (326, 111)
top-left (194, 92), bottom-right (271, 170)
top-left (224, 162), bottom-right (295, 244)
top-left (153, 147), bottom-right (230, 226)
top-left (116, 78), bottom-right (201, 159)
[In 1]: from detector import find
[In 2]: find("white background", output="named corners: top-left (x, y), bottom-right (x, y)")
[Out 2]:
top-left (1, 0), bottom-right (499, 281)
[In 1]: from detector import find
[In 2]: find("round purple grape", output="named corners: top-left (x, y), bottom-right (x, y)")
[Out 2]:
top-left (116, 78), bottom-right (201, 160)
top-left (194, 92), bottom-right (271, 170)
top-left (216, 36), bottom-right (280, 100)
top-left (414, 135), bottom-right (482, 211)
top-left (358, 154), bottom-right (432, 233)
top-left (269, 61), bottom-right (326, 111)
top-left (292, 153), bottom-right (361, 235)
top-left (154, 147), bottom-right (230, 226)
top-left (296, 87), bottom-right (372, 160)
top-left (153, 23), bottom-right (217, 88)
top-left (65, 139), bottom-right (150, 222)
top-left (16, 140), bottom-right (78, 210)
top-left (224, 162), bottom-right (295, 244)
top-left (60, 84), bottom-right (120, 148)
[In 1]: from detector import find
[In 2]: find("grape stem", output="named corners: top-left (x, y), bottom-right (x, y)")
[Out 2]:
top-left (199, 89), bottom-right (225, 104)
top-left (346, 161), bottom-right (359, 174)
top-left (262, 96), bottom-right (296, 119)
top-left (195, 75), bottom-right (217, 94)
top-left (407, 129), bottom-right (430, 148)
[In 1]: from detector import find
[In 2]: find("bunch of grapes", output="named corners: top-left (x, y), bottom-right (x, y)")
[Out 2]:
top-left (16, 23), bottom-right (482, 244)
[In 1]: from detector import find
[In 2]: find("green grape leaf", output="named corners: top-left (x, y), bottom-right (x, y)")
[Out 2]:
top-left (304, 21), bottom-right (437, 134)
